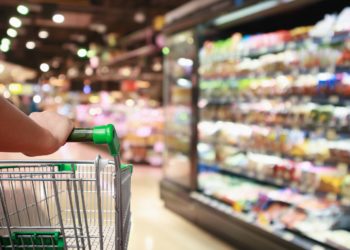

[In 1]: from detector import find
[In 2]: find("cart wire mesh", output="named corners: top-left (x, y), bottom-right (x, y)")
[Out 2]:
top-left (0, 156), bottom-right (132, 250)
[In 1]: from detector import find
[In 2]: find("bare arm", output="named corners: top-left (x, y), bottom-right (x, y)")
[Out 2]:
top-left (0, 96), bottom-right (73, 156)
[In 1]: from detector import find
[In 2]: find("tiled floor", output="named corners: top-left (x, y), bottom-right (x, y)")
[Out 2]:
top-left (0, 143), bottom-right (234, 250)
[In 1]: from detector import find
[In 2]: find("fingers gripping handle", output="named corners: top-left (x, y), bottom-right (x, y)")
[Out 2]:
top-left (68, 124), bottom-right (120, 156)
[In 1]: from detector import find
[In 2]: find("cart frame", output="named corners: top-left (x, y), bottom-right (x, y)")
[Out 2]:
top-left (0, 124), bottom-right (132, 250)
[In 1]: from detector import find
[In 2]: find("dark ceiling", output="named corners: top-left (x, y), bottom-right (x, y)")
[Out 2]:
top-left (0, 0), bottom-right (187, 74)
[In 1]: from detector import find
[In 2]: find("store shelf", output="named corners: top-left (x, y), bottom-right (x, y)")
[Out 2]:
top-left (199, 139), bottom-right (350, 167)
top-left (198, 162), bottom-right (289, 189)
top-left (201, 92), bottom-right (350, 107)
top-left (200, 31), bottom-right (350, 65)
top-left (161, 178), bottom-right (329, 250)
top-left (162, 3), bottom-right (350, 250)
top-left (200, 117), bottom-right (350, 136)
top-left (190, 192), bottom-right (336, 250)
top-left (197, 162), bottom-right (340, 198)
top-left (201, 65), bottom-right (350, 82)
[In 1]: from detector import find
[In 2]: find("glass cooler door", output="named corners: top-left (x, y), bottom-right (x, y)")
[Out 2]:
top-left (163, 30), bottom-right (197, 188)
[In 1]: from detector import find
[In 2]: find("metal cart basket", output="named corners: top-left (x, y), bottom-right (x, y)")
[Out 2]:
top-left (0, 124), bottom-right (132, 250)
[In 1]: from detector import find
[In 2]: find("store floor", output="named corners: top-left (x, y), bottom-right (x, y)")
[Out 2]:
top-left (0, 143), bottom-right (234, 250)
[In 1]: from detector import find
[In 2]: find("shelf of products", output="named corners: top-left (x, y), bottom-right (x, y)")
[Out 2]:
top-left (39, 89), bottom-right (164, 166)
top-left (197, 7), bottom-right (350, 250)
top-left (76, 99), bottom-right (164, 165)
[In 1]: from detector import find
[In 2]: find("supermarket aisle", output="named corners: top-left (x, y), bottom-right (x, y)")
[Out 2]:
top-left (0, 143), bottom-right (233, 250)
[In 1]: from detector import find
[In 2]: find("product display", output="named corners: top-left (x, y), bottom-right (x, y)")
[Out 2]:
top-left (76, 96), bottom-right (164, 165)
top-left (197, 7), bottom-right (350, 250)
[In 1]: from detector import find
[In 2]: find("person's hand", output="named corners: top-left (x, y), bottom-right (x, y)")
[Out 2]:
top-left (27, 111), bottom-right (74, 156)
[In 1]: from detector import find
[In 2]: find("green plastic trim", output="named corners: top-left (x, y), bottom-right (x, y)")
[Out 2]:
top-left (56, 163), bottom-right (77, 172)
top-left (0, 231), bottom-right (64, 249)
top-left (121, 164), bottom-right (133, 173)
top-left (0, 165), bottom-right (17, 170)
top-left (93, 124), bottom-right (120, 156)
top-left (11, 231), bottom-right (61, 241)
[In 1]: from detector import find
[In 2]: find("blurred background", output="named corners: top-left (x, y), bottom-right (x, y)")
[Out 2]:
top-left (1, 0), bottom-right (350, 249)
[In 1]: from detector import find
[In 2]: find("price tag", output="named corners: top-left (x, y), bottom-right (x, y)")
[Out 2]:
top-left (291, 181), bottom-right (298, 189)
top-left (302, 96), bottom-right (311, 102)
top-left (329, 95), bottom-right (340, 104)
top-left (294, 157), bottom-right (303, 162)
top-left (327, 66), bottom-right (335, 74)
top-left (322, 36), bottom-right (332, 44)
top-left (305, 38), bottom-right (314, 48)
top-left (290, 96), bottom-right (298, 102)
top-left (287, 42), bottom-right (296, 49)
top-left (311, 67), bottom-right (319, 75)
top-left (337, 162), bottom-right (348, 175)
top-left (315, 159), bottom-right (324, 166)
top-left (247, 172), bottom-right (254, 178)
top-left (341, 198), bottom-right (350, 206)
top-left (276, 44), bottom-right (284, 51)
top-left (307, 187), bottom-right (316, 194)
top-left (260, 47), bottom-right (268, 54)
top-left (299, 185), bottom-right (306, 192)
top-left (326, 128), bottom-right (337, 140)
top-left (235, 168), bottom-right (242, 173)
top-left (291, 68), bottom-right (299, 77)
top-left (311, 245), bottom-right (325, 250)
top-left (275, 179), bottom-right (283, 185)
top-left (282, 232), bottom-right (295, 241)
top-left (257, 173), bottom-right (265, 180)
top-left (326, 193), bottom-right (337, 201)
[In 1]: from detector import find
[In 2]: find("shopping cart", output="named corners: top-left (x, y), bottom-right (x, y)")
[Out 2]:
top-left (0, 124), bottom-right (132, 250)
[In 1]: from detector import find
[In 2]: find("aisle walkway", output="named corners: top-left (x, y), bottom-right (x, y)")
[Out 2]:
top-left (0, 143), bottom-right (233, 250)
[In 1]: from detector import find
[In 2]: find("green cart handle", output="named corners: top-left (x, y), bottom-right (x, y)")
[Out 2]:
top-left (68, 124), bottom-right (120, 156)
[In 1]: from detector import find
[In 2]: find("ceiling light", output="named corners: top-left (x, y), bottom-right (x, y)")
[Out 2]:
top-left (25, 41), bottom-right (36, 50)
top-left (8, 83), bottom-right (23, 94)
top-left (152, 62), bottom-right (162, 72)
top-left (67, 68), bottom-right (79, 78)
top-left (52, 58), bottom-right (61, 69)
top-left (177, 78), bottom-right (192, 88)
top-left (90, 56), bottom-right (99, 68)
top-left (120, 67), bottom-right (131, 77)
top-left (38, 30), bottom-right (49, 39)
top-left (125, 99), bottom-right (135, 107)
top-left (213, 0), bottom-right (278, 26)
top-left (83, 85), bottom-right (91, 94)
top-left (101, 66), bottom-right (109, 74)
top-left (177, 58), bottom-right (193, 67)
top-left (134, 11), bottom-right (146, 23)
top-left (9, 17), bottom-right (22, 28)
top-left (3, 90), bottom-right (11, 98)
top-left (87, 50), bottom-right (96, 58)
top-left (162, 47), bottom-right (170, 55)
top-left (17, 5), bottom-right (29, 15)
top-left (52, 13), bottom-right (65, 24)
top-left (33, 95), bottom-right (42, 104)
top-left (0, 44), bottom-right (10, 52)
top-left (40, 63), bottom-right (50, 72)
top-left (136, 80), bottom-right (151, 88)
top-left (85, 67), bottom-right (93, 76)
top-left (7, 28), bottom-right (17, 38)
top-left (77, 48), bottom-right (87, 58)
top-left (1, 38), bottom-right (11, 46)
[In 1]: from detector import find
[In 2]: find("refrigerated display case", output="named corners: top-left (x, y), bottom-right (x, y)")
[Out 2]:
top-left (162, 1), bottom-right (350, 249)
top-left (163, 30), bottom-right (198, 188)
